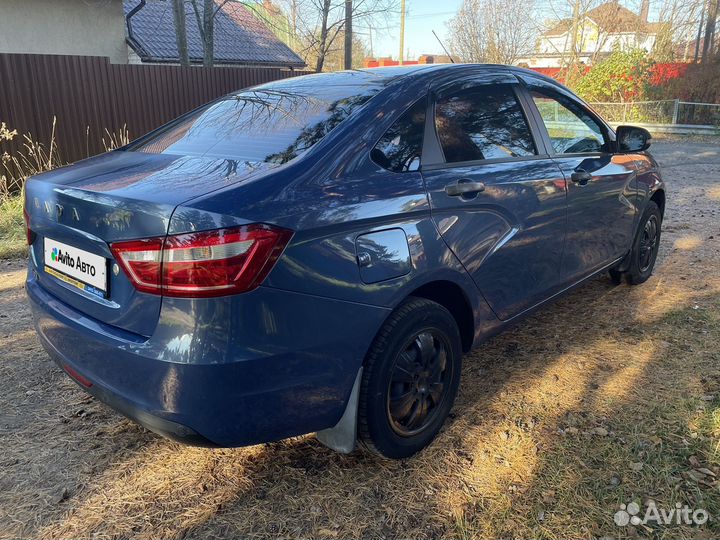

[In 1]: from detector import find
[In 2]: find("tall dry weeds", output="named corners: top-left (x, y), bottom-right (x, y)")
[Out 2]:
top-left (0, 117), bottom-right (63, 200)
top-left (102, 124), bottom-right (131, 153)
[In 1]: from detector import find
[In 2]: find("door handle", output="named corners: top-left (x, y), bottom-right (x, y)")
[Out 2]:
top-left (445, 180), bottom-right (486, 197)
top-left (571, 170), bottom-right (592, 186)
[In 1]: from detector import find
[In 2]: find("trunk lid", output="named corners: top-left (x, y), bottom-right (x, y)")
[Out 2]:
top-left (25, 150), bottom-right (274, 336)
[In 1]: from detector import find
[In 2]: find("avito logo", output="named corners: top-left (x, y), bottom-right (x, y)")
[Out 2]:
top-left (50, 247), bottom-right (97, 277)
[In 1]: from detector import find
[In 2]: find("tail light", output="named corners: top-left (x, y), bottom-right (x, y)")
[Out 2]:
top-left (23, 207), bottom-right (36, 245)
top-left (110, 224), bottom-right (292, 298)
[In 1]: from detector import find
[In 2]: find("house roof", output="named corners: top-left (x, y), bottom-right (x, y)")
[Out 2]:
top-left (124, 0), bottom-right (305, 68)
top-left (543, 1), bottom-right (656, 37)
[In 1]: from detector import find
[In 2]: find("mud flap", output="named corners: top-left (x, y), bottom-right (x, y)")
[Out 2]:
top-left (315, 368), bottom-right (363, 453)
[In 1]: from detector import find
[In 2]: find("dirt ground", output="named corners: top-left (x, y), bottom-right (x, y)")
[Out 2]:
top-left (0, 138), bottom-right (719, 540)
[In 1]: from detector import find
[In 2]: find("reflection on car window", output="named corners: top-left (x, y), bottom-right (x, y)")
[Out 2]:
top-left (434, 85), bottom-right (536, 163)
top-left (132, 84), bottom-right (379, 164)
top-left (371, 100), bottom-right (425, 172)
top-left (531, 90), bottom-right (607, 154)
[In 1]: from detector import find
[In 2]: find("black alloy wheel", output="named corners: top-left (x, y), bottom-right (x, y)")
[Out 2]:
top-left (358, 297), bottom-right (462, 459)
top-left (387, 330), bottom-right (454, 437)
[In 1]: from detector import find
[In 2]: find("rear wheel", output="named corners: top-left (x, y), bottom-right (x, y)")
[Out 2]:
top-left (358, 297), bottom-right (462, 459)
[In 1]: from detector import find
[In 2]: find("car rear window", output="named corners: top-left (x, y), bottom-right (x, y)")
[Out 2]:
top-left (132, 83), bottom-right (379, 164)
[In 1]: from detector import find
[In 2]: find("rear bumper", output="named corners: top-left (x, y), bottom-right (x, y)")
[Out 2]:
top-left (27, 270), bottom-right (390, 447)
top-left (60, 361), bottom-right (218, 446)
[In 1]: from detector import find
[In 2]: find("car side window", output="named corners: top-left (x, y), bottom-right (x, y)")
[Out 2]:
top-left (530, 89), bottom-right (609, 154)
top-left (371, 100), bottom-right (426, 173)
top-left (434, 84), bottom-right (536, 164)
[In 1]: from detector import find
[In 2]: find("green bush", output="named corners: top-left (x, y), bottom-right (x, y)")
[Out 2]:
top-left (573, 48), bottom-right (653, 103)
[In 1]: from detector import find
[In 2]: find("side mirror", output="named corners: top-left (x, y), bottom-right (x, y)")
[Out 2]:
top-left (616, 125), bottom-right (651, 153)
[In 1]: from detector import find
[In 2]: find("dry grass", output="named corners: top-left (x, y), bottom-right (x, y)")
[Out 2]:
top-left (0, 196), bottom-right (25, 260)
top-left (0, 140), bottom-right (718, 539)
top-left (1, 118), bottom-right (62, 197)
top-left (0, 118), bottom-right (65, 260)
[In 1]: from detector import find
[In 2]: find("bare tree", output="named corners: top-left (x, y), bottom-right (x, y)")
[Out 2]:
top-left (536, 0), bottom-right (708, 68)
top-left (172, 0), bottom-right (190, 67)
top-left (539, 0), bottom-right (633, 68)
top-left (315, 0), bottom-right (333, 71)
top-left (701, 0), bottom-right (719, 60)
top-left (447, 0), bottom-right (538, 64)
top-left (654, 0), bottom-right (706, 61)
top-left (169, 0), bottom-right (380, 71)
top-left (189, 0), bottom-right (227, 67)
top-left (289, 0), bottom-right (396, 71)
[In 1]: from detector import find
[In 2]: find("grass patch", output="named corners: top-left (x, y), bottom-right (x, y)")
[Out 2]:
top-left (492, 302), bottom-right (720, 540)
top-left (0, 196), bottom-right (26, 259)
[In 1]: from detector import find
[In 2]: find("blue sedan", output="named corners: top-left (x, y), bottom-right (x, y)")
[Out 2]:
top-left (24, 64), bottom-right (665, 458)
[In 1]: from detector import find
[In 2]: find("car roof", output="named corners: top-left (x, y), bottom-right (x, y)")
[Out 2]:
top-left (264, 63), bottom-right (561, 89)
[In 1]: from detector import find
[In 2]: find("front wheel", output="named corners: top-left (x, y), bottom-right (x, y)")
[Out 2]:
top-left (358, 297), bottom-right (462, 459)
top-left (614, 200), bottom-right (662, 285)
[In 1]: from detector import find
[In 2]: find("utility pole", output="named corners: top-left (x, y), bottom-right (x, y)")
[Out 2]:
top-left (344, 0), bottom-right (353, 69)
top-left (399, 0), bottom-right (406, 64)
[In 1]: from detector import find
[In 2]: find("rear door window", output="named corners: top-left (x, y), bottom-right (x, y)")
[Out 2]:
top-left (371, 99), bottom-right (426, 172)
top-left (434, 85), bottom-right (536, 163)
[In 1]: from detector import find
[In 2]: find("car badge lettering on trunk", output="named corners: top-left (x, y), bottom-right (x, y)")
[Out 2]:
top-left (55, 204), bottom-right (63, 219)
top-left (72, 208), bottom-right (80, 222)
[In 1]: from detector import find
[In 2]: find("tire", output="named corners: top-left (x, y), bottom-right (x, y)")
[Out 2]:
top-left (625, 201), bottom-right (662, 285)
top-left (608, 267), bottom-right (624, 285)
top-left (358, 297), bottom-right (462, 459)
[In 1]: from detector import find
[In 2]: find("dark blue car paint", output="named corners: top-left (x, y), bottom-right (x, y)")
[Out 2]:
top-left (25, 64), bottom-right (665, 447)
top-left (28, 269), bottom-right (390, 446)
top-left (355, 228), bottom-right (412, 284)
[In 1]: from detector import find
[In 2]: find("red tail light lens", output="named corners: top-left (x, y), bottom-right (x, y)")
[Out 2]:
top-left (110, 224), bottom-right (292, 298)
top-left (110, 237), bottom-right (164, 294)
top-left (161, 225), bottom-right (292, 297)
top-left (23, 207), bottom-right (36, 245)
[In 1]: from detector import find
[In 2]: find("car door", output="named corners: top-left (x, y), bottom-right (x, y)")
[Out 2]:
top-left (519, 75), bottom-right (638, 282)
top-left (420, 73), bottom-right (569, 321)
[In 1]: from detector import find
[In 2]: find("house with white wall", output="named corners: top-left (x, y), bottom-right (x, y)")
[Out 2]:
top-left (0, 0), bottom-right (304, 69)
top-left (0, 0), bottom-right (128, 64)
top-left (517, 1), bottom-right (659, 68)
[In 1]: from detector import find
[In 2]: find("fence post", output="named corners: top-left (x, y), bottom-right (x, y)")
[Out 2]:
top-left (672, 99), bottom-right (680, 124)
